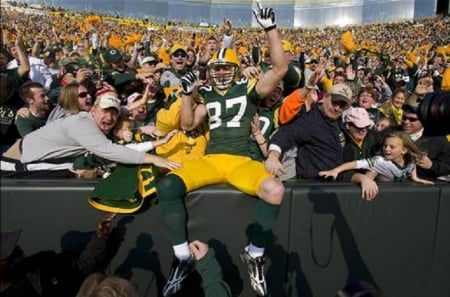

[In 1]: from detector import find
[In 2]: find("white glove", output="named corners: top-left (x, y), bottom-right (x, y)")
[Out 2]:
top-left (181, 71), bottom-right (197, 95)
top-left (253, 0), bottom-right (276, 32)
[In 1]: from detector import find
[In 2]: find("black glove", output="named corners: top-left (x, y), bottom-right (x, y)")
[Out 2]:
top-left (181, 71), bottom-right (196, 95)
top-left (252, 0), bottom-right (276, 32)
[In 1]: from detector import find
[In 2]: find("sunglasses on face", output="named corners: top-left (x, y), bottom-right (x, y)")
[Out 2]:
top-left (350, 123), bottom-right (370, 131)
top-left (402, 116), bottom-right (419, 122)
top-left (331, 100), bottom-right (349, 110)
top-left (172, 52), bottom-right (187, 58)
top-left (78, 91), bottom-right (89, 98)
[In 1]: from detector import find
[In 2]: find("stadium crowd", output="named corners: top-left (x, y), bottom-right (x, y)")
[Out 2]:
top-left (1, 1), bottom-right (449, 297)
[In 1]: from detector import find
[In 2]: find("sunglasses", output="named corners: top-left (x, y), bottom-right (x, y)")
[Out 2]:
top-left (402, 116), bottom-right (419, 122)
top-left (331, 100), bottom-right (349, 110)
top-left (78, 92), bottom-right (89, 98)
top-left (350, 123), bottom-right (370, 130)
top-left (172, 52), bottom-right (187, 58)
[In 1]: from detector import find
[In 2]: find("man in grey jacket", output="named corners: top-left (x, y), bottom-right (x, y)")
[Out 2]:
top-left (2, 94), bottom-right (180, 176)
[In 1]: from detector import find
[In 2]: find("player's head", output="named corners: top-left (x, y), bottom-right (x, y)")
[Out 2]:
top-left (207, 48), bottom-right (240, 90)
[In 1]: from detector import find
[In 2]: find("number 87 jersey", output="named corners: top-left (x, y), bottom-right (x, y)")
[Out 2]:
top-left (199, 77), bottom-right (259, 157)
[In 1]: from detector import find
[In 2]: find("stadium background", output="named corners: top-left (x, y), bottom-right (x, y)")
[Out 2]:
top-left (16, 0), bottom-right (441, 27)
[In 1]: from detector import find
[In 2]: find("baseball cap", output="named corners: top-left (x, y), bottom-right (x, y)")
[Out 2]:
top-left (69, 51), bottom-right (81, 57)
top-left (126, 92), bottom-right (143, 106)
top-left (64, 62), bottom-right (80, 75)
top-left (1, 229), bottom-right (22, 260)
top-left (328, 83), bottom-right (352, 104)
top-left (94, 94), bottom-right (121, 112)
top-left (103, 48), bottom-right (122, 63)
top-left (50, 45), bottom-right (62, 54)
top-left (169, 44), bottom-right (187, 56)
top-left (140, 55), bottom-right (158, 66)
top-left (343, 107), bottom-right (374, 128)
top-left (95, 86), bottom-right (117, 99)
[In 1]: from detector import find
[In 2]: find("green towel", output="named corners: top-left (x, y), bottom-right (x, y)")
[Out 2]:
top-left (88, 164), bottom-right (158, 213)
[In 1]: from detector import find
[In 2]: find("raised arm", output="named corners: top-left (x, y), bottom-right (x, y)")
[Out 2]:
top-left (179, 72), bottom-right (208, 131)
top-left (14, 38), bottom-right (30, 78)
top-left (253, 0), bottom-right (288, 98)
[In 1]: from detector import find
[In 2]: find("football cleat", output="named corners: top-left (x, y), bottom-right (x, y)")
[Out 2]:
top-left (162, 256), bottom-right (195, 296)
top-left (240, 249), bottom-right (268, 296)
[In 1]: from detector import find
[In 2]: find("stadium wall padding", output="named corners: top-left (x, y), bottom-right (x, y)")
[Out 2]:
top-left (1, 179), bottom-right (449, 297)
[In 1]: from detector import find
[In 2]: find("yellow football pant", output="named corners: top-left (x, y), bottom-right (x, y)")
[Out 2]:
top-left (170, 154), bottom-right (273, 196)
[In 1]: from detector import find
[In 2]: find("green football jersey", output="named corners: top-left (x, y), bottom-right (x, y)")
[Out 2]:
top-left (248, 106), bottom-right (278, 161)
top-left (199, 78), bottom-right (259, 156)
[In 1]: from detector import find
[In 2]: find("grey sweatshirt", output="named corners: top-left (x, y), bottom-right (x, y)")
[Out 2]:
top-left (21, 112), bottom-right (145, 164)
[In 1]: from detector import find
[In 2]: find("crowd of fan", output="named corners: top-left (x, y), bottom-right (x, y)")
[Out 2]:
top-left (1, 4), bottom-right (450, 175)
top-left (1, 3), bottom-right (450, 297)
top-left (1, 4), bottom-right (449, 180)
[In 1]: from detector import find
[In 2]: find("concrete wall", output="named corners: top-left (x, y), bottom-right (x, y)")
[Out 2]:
top-left (1, 179), bottom-right (449, 296)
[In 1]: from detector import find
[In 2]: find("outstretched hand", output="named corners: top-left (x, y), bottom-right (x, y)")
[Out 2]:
top-left (318, 169), bottom-right (338, 180)
top-left (96, 213), bottom-right (117, 239)
top-left (160, 129), bottom-right (178, 144)
top-left (151, 155), bottom-right (181, 171)
top-left (189, 240), bottom-right (209, 261)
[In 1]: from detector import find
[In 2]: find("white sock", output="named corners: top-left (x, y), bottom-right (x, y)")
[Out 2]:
top-left (173, 242), bottom-right (191, 261)
top-left (247, 243), bottom-right (265, 258)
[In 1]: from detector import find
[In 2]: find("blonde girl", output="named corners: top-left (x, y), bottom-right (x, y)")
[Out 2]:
top-left (319, 131), bottom-right (434, 185)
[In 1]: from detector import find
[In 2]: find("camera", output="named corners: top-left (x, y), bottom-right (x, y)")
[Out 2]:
top-left (417, 91), bottom-right (450, 136)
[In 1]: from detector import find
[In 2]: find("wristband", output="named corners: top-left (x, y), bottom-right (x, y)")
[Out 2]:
top-left (258, 140), bottom-right (267, 145)
top-left (264, 25), bottom-right (276, 32)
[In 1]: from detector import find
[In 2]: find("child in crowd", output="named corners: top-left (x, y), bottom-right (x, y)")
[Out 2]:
top-left (87, 117), bottom-right (176, 178)
top-left (112, 116), bottom-right (177, 151)
top-left (374, 116), bottom-right (394, 133)
top-left (319, 131), bottom-right (434, 185)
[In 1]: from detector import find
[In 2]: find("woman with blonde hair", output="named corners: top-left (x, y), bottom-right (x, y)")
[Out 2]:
top-left (46, 81), bottom-right (94, 123)
top-left (379, 88), bottom-right (408, 127)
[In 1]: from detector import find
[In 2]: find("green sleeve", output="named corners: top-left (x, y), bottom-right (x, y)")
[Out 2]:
top-left (15, 116), bottom-right (34, 137)
top-left (196, 250), bottom-right (232, 297)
